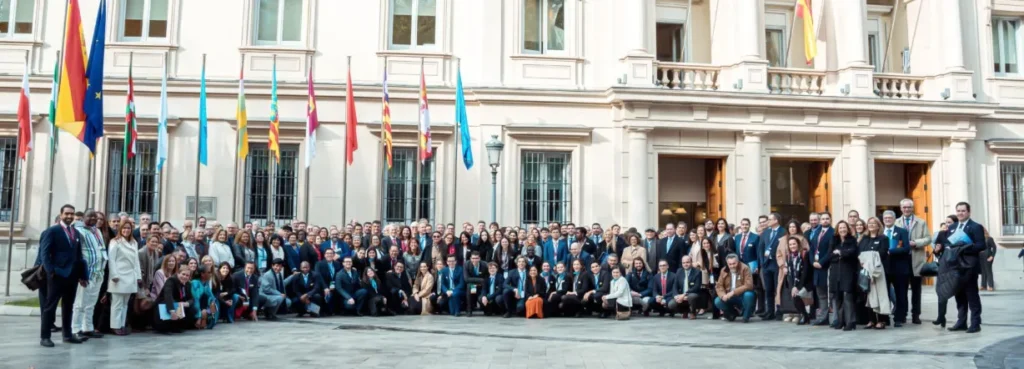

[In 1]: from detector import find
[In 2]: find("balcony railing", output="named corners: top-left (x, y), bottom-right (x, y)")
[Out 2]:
top-left (767, 68), bottom-right (825, 95)
top-left (655, 62), bottom-right (720, 90)
top-left (873, 73), bottom-right (924, 99)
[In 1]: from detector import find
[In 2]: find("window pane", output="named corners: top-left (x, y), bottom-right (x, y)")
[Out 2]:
top-left (105, 140), bottom-right (161, 221)
top-left (868, 34), bottom-right (879, 72)
top-left (383, 148), bottom-right (435, 224)
top-left (523, 0), bottom-right (541, 52)
top-left (993, 22), bottom-right (1002, 73)
top-left (416, 0), bottom-right (436, 46)
top-left (256, 0), bottom-right (280, 42)
top-left (1001, 162), bottom-right (1024, 235)
top-left (1006, 21), bottom-right (1018, 73)
top-left (521, 151), bottom-right (571, 227)
top-left (0, 3), bottom-right (10, 35)
top-left (282, 0), bottom-right (302, 42)
top-left (275, 146), bottom-right (299, 222)
top-left (148, 0), bottom-right (168, 38)
top-left (14, 0), bottom-right (31, 34)
top-left (546, 0), bottom-right (564, 51)
top-left (656, 23), bottom-right (684, 62)
top-left (0, 138), bottom-right (18, 222)
top-left (392, 0), bottom-right (412, 46)
top-left (765, 29), bottom-right (783, 67)
top-left (245, 148), bottom-right (271, 222)
top-left (122, 0), bottom-right (144, 37)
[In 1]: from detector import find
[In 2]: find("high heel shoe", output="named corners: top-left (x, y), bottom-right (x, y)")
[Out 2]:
top-left (932, 318), bottom-right (946, 328)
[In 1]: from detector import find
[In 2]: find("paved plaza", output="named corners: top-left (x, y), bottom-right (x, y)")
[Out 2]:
top-left (0, 291), bottom-right (1021, 369)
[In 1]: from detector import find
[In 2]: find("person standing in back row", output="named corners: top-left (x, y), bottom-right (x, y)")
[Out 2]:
top-left (896, 198), bottom-right (930, 325)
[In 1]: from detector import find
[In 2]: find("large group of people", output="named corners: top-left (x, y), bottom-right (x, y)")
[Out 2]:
top-left (32, 198), bottom-right (991, 347)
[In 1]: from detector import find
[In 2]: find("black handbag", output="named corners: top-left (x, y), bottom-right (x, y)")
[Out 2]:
top-left (920, 262), bottom-right (939, 277)
top-left (857, 269), bottom-right (871, 293)
top-left (20, 265), bottom-right (46, 291)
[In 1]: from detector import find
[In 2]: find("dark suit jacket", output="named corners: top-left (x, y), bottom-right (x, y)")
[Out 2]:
top-left (757, 227), bottom-right (784, 272)
top-left (947, 219), bottom-right (987, 273)
top-left (734, 232), bottom-right (761, 265)
top-left (656, 236), bottom-right (685, 271)
top-left (298, 243), bottom-right (321, 268)
top-left (39, 224), bottom-right (88, 279)
top-left (810, 227), bottom-right (835, 286)
top-left (483, 273), bottom-right (505, 299)
top-left (627, 269), bottom-right (652, 298)
top-left (570, 271), bottom-right (594, 295)
top-left (548, 274), bottom-right (571, 295)
top-left (287, 273), bottom-right (322, 300)
top-left (592, 270), bottom-right (611, 296)
top-left (565, 252), bottom-right (593, 272)
top-left (231, 271), bottom-right (261, 302)
top-left (650, 271), bottom-right (677, 299)
top-left (524, 277), bottom-right (547, 297)
top-left (439, 267), bottom-right (465, 296)
top-left (671, 268), bottom-right (703, 296)
top-left (504, 268), bottom-right (529, 295)
top-left (314, 260), bottom-right (341, 289)
top-left (884, 226), bottom-right (913, 276)
top-left (334, 268), bottom-right (362, 300)
top-left (463, 261), bottom-right (489, 285)
top-left (385, 271), bottom-right (412, 300)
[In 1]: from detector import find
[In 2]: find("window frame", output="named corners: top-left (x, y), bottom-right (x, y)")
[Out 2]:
top-left (655, 21), bottom-right (686, 63)
top-left (519, 151), bottom-right (572, 228)
top-left (105, 139), bottom-right (162, 222)
top-left (993, 17), bottom-right (1022, 75)
top-left (388, 0), bottom-right (437, 50)
top-left (0, 0), bottom-right (34, 38)
top-left (253, 0), bottom-right (304, 46)
top-left (764, 27), bottom-right (786, 68)
top-left (118, 0), bottom-right (170, 42)
top-left (521, 0), bottom-right (567, 55)
top-left (865, 17), bottom-right (885, 73)
top-left (0, 137), bottom-right (20, 223)
top-left (1000, 161), bottom-right (1024, 236)
top-left (244, 144), bottom-right (299, 226)
top-left (381, 147), bottom-right (436, 225)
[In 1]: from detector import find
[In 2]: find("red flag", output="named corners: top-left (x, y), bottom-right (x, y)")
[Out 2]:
top-left (345, 64), bottom-right (358, 165)
top-left (17, 62), bottom-right (32, 160)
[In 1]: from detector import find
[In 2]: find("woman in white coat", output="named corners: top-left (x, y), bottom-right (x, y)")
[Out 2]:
top-left (601, 267), bottom-right (633, 320)
top-left (107, 221), bottom-right (142, 335)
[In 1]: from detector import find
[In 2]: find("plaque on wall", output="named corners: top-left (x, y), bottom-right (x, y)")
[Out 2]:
top-left (185, 196), bottom-right (217, 220)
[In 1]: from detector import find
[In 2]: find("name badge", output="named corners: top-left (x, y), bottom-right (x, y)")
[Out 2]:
top-left (764, 250), bottom-right (770, 257)
top-left (470, 285), bottom-right (478, 294)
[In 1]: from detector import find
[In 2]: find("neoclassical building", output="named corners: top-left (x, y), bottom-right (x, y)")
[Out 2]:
top-left (0, 0), bottom-right (1022, 284)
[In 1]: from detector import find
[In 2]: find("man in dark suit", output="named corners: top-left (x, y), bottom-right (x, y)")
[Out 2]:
top-left (288, 261), bottom-right (324, 317)
top-left (439, 255), bottom-right (465, 316)
top-left (232, 262), bottom-right (266, 321)
top-left (757, 212), bottom-right (784, 320)
top-left (39, 205), bottom-right (88, 347)
top-left (542, 229), bottom-right (569, 268)
top-left (646, 259), bottom-right (677, 316)
top-left (565, 243), bottom-right (592, 272)
top-left (948, 202), bottom-right (986, 334)
top-left (463, 252), bottom-right (488, 315)
top-left (385, 263), bottom-right (412, 314)
top-left (335, 256), bottom-right (367, 316)
top-left (501, 257), bottom-right (529, 318)
top-left (656, 223), bottom-right (684, 272)
top-left (808, 212), bottom-right (834, 325)
top-left (881, 210), bottom-right (913, 327)
top-left (480, 262), bottom-right (505, 316)
top-left (577, 227), bottom-right (597, 256)
top-left (586, 261), bottom-right (612, 318)
top-left (668, 256), bottom-right (705, 319)
top-left (314, 249), bottom-right (341, 315)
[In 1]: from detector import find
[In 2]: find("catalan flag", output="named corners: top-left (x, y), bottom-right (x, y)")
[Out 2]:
top-left (345, 61), bottom-right (358, 166)
top-left (305, 66), bottom-right (319, 168)
top-left (237, 65), bottom-right (249, 159)
top-left (797, 0), bottom-right (817, 65)
top-left (54, 0), bottom-right (87, 142)
top-left (418, 65), bottom-right (432, 163)
top-left (269, 58), bottom-right (281, 162)
top-left (381, 70), bottom-right (393, 169)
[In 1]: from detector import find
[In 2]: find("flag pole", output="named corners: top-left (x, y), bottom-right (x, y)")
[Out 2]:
top-left (341, 56), bottom-right (351, 226)
top-left (86, 155), bottom-right (94, 208)
top-left (6, 51), bottom-right (28, 296)
top-left (378, 56), bottom-right (388, 222)
top-left (452, 57), bottom-right (460, 225)
top-left (304, 55), bottom-right (313, 221)
top-left (233, 54), bottom-right (243, 222)
top-left (268, 54), bottom-right (277, 226)
top-left (193, 54), bottom-right (205, 222)
top-left (414, 57), bottom-right (423, 223)
top-left (120, 52), bottom-right (132, 214)
top-left (46, 50), bottom-right (63, 224)
top-left (783, 0), bottom-right (800, 68)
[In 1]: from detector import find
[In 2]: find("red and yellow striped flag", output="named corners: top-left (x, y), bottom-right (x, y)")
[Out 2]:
top-left (54, 0), bottom-right (87, 134)
top-left (797, 0), bottom-right (817, 65)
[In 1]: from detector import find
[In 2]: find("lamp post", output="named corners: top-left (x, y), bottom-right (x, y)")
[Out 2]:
top-left (485, 135), bottom-right (505, 224)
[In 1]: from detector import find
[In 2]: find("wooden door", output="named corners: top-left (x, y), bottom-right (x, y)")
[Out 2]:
top-left (809, 161), bottom-right (832, 213)
top-left (906, 163), bottom-right (934, 285)
top-left (706, 159), bottom-right (725, 221)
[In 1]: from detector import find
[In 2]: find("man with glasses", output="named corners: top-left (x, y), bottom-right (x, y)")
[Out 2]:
top-left (896, 198), bottom-right (931, 325)
top-left (645, 260), bottom-right (676, 317)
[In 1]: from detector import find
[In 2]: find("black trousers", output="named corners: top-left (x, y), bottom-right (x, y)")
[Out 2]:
top-left (40, 274), bottom-right (78, 340)
top-left (761, 268), bottom-right (778, 315)
top-left (954, 272), bottom-right (982, 327)
top-left (37, 276), bottom-right (56, 331)
top-left (980, 260), bottom-right (995, 289)
top-left (153, 306), bottom-right (197, 333)
top-left (888, 274), bottom-right (909, 323)
top-left (561, 295), bottom-right (584, 316)
top-left (480, 294), bottom-right (504, 315)
top-left (752, 272), bottom-right (765, 313)
top-left (910, 276), bottom-right (922, 320)
top-left (835, 290), bottom-right (857, 329)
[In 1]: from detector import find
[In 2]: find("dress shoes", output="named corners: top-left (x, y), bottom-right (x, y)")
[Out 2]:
top-left (842, 326), bottom-right (855, 331)
top-left (49, 326), bottom-right (61, 333)
top-left (502, 312), bottom-right (512, 318)
top-left (62, 337), bottom-right (84, 344)
top-left (912, 317), bottom-right (922, 325)
top-left (894, 322), bottom-right (903, 328)
top-left (812, 319), bottom-right (829, 326)
top-left (83, 331), bottom-right (104, 338)
top-left (932, 318), bottom-right (946, 328)
top-left (73, 333), bottom-right (90, 342)
top-left (40, 339), bottom-right (55, 347)
top-left (966, 326), bottom-right (981, 334)
top-left (948, 322), bottom-right (968, 332)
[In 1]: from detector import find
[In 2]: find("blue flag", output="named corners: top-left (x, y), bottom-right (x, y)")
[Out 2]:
top-left (198, 59), bottom-right (208, 166)
top-left (455, 67), bottom-right (473, 170)
top-left (156, 61), bottom-right (168, 171)
top-left (82, 0), bottom-right (107, 154)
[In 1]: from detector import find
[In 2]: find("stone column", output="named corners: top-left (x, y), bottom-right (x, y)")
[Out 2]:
top-left (831, 0), bottom-right (874, 97)
top-left (620, 0), bottom-right (654, 87)
top-left (847, 135), bottom-right (872, 216)
top-left (742, 132), bottom-right (766, 217)
top-left (947, 138), bottom-right (969, 209)
top-left (933, 1), bottom-right (974, 101)
top-left (712, 0), bottom-right (768, 93)
top-left (628, 128), bottom-right (651, 228)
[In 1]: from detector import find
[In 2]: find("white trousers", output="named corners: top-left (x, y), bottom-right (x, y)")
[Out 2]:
top-left (109, 293), bottom-right (132, 330)
top-left (72, 270), bottom-right (104, 333)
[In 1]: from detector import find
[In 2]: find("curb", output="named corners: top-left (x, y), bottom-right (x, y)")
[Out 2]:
top-left (0, 305), bottom-right (48, 317)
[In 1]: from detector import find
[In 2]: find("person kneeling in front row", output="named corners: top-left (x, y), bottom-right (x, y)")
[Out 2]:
top-left (288, 261), bottom-right (324, 317)
top-left (714, 254), bottom-right (756, 323)
top-left (669, 256), bottom-right (706, 319)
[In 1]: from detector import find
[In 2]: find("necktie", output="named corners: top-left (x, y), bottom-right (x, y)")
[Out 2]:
top-left (489, 277), bottom-right (495, 294)
top-left (63, 225), bottom-right (75, 243)
top-left (770, 228), bottom-right (777, 243)
top-left (740, 233), bottom-right (748, 254)
top-left (329, 263), bottom-right (335, 278)
top-left (817, 228), bottom-right (827, 246)
top-left (905, 217), bottom-right (912, 229)
top-left (519, 271), bottom-right (525, 294)
top-left (886, 228), bottom-right (892, 239)
top-left (661, 274), bottom-right (666, 294)
top-left (684, 270), bottom-right (689, 286)
top-left (276, 273), bottom-right (283, 291)
top-left (449, 269), bottom-right (454, 290)
top-left (667, 237), bottom-right (673, 253)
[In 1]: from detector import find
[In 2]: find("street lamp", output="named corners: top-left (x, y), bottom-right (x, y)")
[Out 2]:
top-left (485, 135), bottom-right (505, 223)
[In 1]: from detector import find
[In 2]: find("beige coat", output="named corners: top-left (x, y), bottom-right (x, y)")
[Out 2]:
top-left (620, 245), bottom-right (648, 272)
top-left (895, 216), bottom-right (931, 276)
top-left (775, 234), bottom-right (808, 305)
top-left (859, 250), bottom-right (891, 315)
top-left (413, 272), bottom-right (435, 315)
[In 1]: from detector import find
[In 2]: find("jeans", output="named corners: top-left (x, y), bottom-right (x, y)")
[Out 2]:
top-left (714, 291), bottom-right (756, 321)
top-left (218, 294), bottom-right (240, 323)
top-left (72, 271), bottom-right (104, 333)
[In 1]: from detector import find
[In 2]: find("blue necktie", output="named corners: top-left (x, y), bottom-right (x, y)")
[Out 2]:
top-left (449, 269), bottom-right (454, 290)
top-left (518, 271), bottom-right (524, 294)
top-left (328, 263), bottom-right (335, 278)
top-left (489, 277), bottom-right (495, 295)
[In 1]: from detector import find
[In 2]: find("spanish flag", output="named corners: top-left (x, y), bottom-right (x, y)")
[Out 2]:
top-left (54, 0), bottom-right (87, 136)
top-left (797, 0), bottom-right (817, 65)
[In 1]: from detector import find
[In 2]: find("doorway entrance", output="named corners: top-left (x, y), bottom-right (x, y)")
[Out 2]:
top-left (874, 162), bottom-right (934, 284)
top-left (769, 159), bottom-right (832, 223)
top-left (657, 156), bottom-right (726, 228)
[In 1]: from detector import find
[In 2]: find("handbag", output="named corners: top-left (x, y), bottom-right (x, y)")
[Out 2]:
top-left (20, 265), bottom-right (46, 291)
top-left (920, 262), bottom-right (939, 277)
top-left (857, 269), bottom-right (871, 293)
top-left (796, 288), bottom-right (814, 305)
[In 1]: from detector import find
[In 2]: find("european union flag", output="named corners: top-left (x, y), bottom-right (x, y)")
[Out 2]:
top-left (82, 0), bottom-right (107, 154)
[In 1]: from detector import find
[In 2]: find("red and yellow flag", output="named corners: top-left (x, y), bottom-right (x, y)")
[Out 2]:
top-left (54, 0), bottom-right (88, 135)
top-left (797, 0), bottom-right (817, 65)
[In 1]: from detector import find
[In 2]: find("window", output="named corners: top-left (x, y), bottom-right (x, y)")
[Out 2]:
top-left (390, 0), bottom-right (435, 49)
top-left (656, 22), bottom-right (685, 62)
top-left (993, 18), bottom-right (1020, 74)
top-left (867, 33), bottom-right (881, 72)
top-left (0, 138), bottom-right (19, 222)
top-left (244, 145), bottom-right (298, 225)
top-left (523, 0), bottom-right (564, 54)
top-left (0, 0), bottom-right (33, 37)
top-left (120, 0), bottom-right (168, 41)
top-left (106, 140), bottom-right (161, 221)
top-left (1000, 162), bottom-right (1024, 235)
top-left (765, 28), bottom-right (785, 67)
top-left (521, 151), bottom-right (571, 227)
top-left (255, 0), bottom-right (302, 45)
top-left (382, 148), bottom-right (435, 224)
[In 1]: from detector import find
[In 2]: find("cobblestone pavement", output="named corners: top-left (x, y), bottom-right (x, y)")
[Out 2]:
top-left (0, 291), bottom-right (1021, 369)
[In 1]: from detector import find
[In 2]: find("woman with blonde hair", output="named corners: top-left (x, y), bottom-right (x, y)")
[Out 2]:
top-left (107, 220), bottom-right (141, 335)
top-left (858, 217), bottom-right (892, 329)
top-left (208, 229), bottom-right (234, 269)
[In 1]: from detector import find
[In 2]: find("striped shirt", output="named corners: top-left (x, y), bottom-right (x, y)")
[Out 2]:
top-left (75, 222), bottom-right (107, 277)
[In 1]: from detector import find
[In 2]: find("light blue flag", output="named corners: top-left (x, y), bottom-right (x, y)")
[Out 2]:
top-left (198, 59), bottom-right (208, 166)
top-left (156, 62), bottom-right (168, 171)
top-left (455, 67), bottom-right (473, 169)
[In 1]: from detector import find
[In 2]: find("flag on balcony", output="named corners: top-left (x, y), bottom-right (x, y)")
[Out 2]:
top-left (305, 66), bottom-right (319, 168)
top-left (157, 61), bottom-right (168, 171)
top-left (124, 57), bottom-right (138, 164)
top-left (418, 65), bottom-right (432, 163)
top-left (17, 59), bottom-right (32, 160)
top-left (269, 58), bottom-right (281, 163)
top-left (237, 65), bottom-right (249, 160)
top-left (797, 0), bottom-right (817, 65)
top-left (82, 0), bottom-right (107, 154)
top-left (345, 61), bottom-right (358, 166)
top-left (381, 70), bottom-right (393, 169)
top-left (454, 66), bottom-right (473, 170)
top-left (54, 0), bottom-right (87, 146)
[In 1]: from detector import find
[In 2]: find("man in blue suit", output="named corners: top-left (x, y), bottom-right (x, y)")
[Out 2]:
top-left (733, 218), bottom-right (762, 314)
top-left (757, 213), bottom-right (783, 320)
top-left (882, 210), bottom-right (913, 327)
top-left (314, 249), bottom-right (341, 315)
top-left (480, 262), bottom-right (505, 316)
top-left (39, 204), bottom-right (88, 347)
top-left (335, 256), bottom-right (367, 316)
top-left (948, 202), bottom-right (986, 334)
top-left (439, 255), bottom-right (465, 316)
top-left (502, 257), bottom-right (530, 318)
top-left (656, 223), bottom-right (685, 272)
top-left (809, 212), bottom-right (834, 325)
top-left (542, 229), bottom-right (568, 268)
